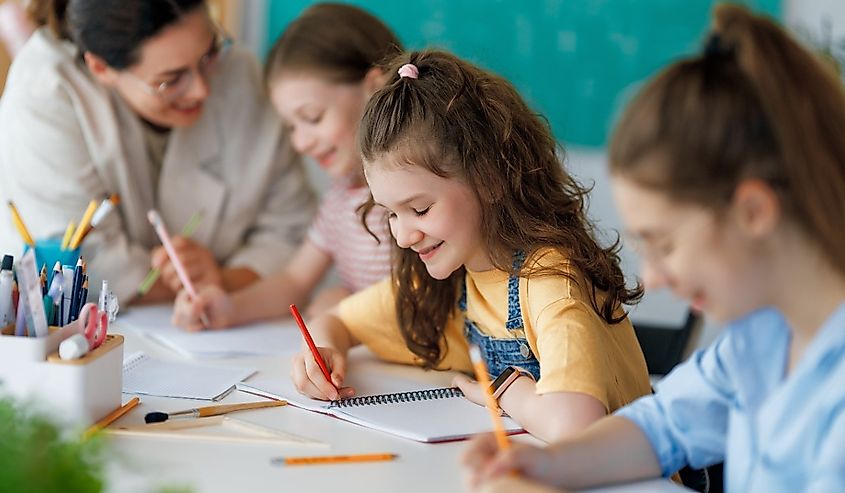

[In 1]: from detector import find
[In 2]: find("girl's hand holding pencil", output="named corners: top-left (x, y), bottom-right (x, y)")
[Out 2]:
top-left (461, 435), bottom-right (549, 489)
top-left (290, 344), bottom-right (355, 401)
top-left (171, 284), bottom-right (233, 332)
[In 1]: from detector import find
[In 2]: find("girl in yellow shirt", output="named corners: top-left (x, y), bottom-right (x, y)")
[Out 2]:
top-left (291, 49), bottom-right (652, 441)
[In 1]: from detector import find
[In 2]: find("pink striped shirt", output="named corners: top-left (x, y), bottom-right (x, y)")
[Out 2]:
top-left (307, 183), bottom-right (392, 292)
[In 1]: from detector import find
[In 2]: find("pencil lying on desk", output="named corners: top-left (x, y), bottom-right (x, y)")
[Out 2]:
top-left (83, 397), bottom-right (140, 440)
top-left (273, 453), bottom-right (398, 466)
top-left (144, 400), bottom-right (286, 424)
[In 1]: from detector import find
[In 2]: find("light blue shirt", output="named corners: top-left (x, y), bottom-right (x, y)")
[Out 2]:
top-left (616, 303), bottom-right (845, 492)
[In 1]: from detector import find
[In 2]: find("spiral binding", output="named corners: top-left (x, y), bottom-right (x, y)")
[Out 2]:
top-left (122, 352), bottom-right (148, 374)
top-left (329, 386), bottom-right (464, 408)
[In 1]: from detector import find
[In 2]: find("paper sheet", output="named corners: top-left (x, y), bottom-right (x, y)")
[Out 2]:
top-left (117, 305), bottom-right (302, 358)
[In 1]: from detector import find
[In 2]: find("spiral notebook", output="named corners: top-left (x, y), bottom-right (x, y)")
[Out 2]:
top-left (236, 372), bottom-right (522, 443)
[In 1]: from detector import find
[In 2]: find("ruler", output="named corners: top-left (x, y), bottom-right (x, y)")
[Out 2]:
top-left (18, 249), bottom-right (49, 337)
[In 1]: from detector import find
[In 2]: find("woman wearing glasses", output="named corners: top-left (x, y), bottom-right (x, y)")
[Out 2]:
top-left (0, 0), bottom-right (316, 304)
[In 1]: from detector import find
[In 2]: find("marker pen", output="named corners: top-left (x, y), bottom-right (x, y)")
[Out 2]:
top-left (0, 255), bottom-right (14, 326)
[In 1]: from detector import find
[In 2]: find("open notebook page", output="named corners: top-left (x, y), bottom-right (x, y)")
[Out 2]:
top-left (237, 359), bottom-right (522, 443)
top-left (116, 305), bottom-right (302, 358)
top-left (123, 352), bottom-right (256, 400)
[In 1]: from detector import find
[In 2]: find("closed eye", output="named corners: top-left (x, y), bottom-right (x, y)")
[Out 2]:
top-left (156, 73), bottom-right (186, 90)
top-left (413, 206), bottom-right (431, 216)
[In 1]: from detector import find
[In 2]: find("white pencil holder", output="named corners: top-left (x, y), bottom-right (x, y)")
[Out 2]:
top-left (0, 325), bottom-right (124, 427)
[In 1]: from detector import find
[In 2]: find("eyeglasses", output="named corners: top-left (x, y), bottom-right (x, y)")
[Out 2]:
top-left (623, 208), bottom-right (713, 265)
top-left (123, 29), bottom-right (232, 102)
top-left (624, 231), bottom-right (674, 265)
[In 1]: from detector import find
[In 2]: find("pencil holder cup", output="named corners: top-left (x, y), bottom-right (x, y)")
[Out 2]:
top-left (0, 324), bottom-right (123, 428)
top-left (25, 238), bottom-right (81, 275)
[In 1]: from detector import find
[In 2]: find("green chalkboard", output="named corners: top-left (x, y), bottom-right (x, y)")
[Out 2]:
top-left (265, 1), bottom-right (780, 148)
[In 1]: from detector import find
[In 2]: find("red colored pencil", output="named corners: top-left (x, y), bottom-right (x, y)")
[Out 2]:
top-left (289, 304), bottom-right (338, 391)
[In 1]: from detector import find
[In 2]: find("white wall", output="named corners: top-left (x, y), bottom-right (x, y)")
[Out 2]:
top-left (785, 0), bottom-right (845, 39)
top-left (785, 0), bottom-right (845, 78)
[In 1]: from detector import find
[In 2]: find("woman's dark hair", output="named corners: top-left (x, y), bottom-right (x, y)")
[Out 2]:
top-left (28, 0), bottom-right (205, 69)
top-left (264, 3), bottom-right (402, 86)
top-left (359, 50), bottom-right (642, 368)
top-left (610, 4), bottom-right (845, 276)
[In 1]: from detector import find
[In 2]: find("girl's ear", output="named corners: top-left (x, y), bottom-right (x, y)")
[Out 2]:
top-left (731, 179), bottom-right (781, 238)
top-left (83, 52), bottom-right (119, 87)
top-left (363, 67), bottom-right (387, 97)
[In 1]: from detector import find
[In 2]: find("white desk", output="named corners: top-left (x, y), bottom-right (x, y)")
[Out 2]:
top-left (106, 309), bottom-right (689, 493)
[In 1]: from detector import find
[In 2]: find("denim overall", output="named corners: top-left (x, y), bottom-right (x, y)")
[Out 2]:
top-left (461, 252), bottom-right (541, 380)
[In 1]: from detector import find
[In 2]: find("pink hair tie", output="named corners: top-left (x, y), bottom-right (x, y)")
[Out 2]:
top-left (398, 63), bottom-right (419, 80)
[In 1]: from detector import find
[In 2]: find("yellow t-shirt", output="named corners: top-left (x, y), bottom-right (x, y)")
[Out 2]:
top-left (338, 250), bottom-right (651, 412)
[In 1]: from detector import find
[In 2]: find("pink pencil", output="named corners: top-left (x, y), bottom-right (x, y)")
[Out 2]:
top-left (147, 210), bottom-right (210, 328)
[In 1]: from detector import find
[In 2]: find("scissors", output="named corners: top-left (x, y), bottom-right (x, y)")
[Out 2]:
top-left (77, 302), bottom-right (108, 350)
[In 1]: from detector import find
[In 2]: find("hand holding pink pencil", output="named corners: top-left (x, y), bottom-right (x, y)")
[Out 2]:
top-left (147, 210), bottom-right (210, 329)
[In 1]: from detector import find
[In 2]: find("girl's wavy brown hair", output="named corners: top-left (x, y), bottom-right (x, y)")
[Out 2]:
top-left (358, 50), bottom-right (642, 368)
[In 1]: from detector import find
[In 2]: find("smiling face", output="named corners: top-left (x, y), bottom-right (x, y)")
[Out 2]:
top-left (270, 73), bottom-right (377, 182)
top-left (365, 158), bottom-right (491, 279)
top-left (85, 8), bottom-right (219, 128)
top-left (612, 175), bottom-right (779, 323)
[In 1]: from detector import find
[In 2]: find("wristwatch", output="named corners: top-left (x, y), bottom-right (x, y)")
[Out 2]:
top-left (489, 366), bottom-right (535, 400)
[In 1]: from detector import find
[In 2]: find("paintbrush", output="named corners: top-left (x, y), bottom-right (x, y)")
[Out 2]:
top-left (144, 400), bottom-right (286, 424)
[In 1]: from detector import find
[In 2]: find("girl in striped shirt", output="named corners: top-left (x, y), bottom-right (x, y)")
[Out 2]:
top-left (172, 4), bottom-right (399, 329)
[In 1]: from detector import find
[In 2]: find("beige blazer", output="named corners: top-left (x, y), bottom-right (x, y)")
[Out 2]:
top-left (0, 29), bottom-right (317, 302)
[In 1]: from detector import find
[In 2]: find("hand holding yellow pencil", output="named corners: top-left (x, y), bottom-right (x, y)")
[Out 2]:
top-left (469, 345), bottom-right (510, 450)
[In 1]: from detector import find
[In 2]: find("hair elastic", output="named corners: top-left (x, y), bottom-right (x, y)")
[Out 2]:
top-left (397, 63), bottom-right (419, 79)
top-left (703, 33), bottom-right (733, 57)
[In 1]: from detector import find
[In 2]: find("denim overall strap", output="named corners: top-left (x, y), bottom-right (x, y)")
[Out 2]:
top-left (504, 250), bottom-right (527, 331)
top-left (461, 251), bottom-right (540, 380)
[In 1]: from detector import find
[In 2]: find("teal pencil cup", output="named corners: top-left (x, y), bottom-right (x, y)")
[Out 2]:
top-left (24, 238), bottom-right (81, 279)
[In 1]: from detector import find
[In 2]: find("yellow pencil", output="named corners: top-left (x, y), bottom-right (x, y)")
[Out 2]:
top-left (275, 453), bottom-right (398, 466)
top-left (60, 221), bottom-right (76, 250)
top-left (7, 201), bottom-right (35, 246)
top-left (68, 200), bottom-right (98, 250)
top-left (469, 345), bottom-right (510, 450)
top-left (83, 397), bottom-right (140, 440)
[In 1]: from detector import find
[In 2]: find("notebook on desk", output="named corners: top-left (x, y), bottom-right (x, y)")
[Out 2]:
top-left (123, 352), bottom-right (256, 400)
top-left (236, 361), bottom-right (522, 443)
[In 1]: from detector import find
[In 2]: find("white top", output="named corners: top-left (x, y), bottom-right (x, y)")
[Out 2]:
top-left (0, 28), bottom-right (317, 302)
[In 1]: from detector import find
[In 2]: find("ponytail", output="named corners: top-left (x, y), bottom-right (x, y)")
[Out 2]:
top-left (610, 4), bottom-right (845, 274)
top-left (713, 5), bottom-right (845, 274)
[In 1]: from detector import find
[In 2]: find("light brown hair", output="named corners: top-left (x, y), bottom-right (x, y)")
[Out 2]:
top-left (264, 3), bottom-right (403, 86)
top-left (610, 4), bottom-right (845, 275)
top-left (359, 50), bottom-right (642, 368)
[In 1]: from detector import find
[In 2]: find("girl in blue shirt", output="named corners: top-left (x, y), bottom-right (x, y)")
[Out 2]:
top-left (463, 5), bottom-right (845, 493)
